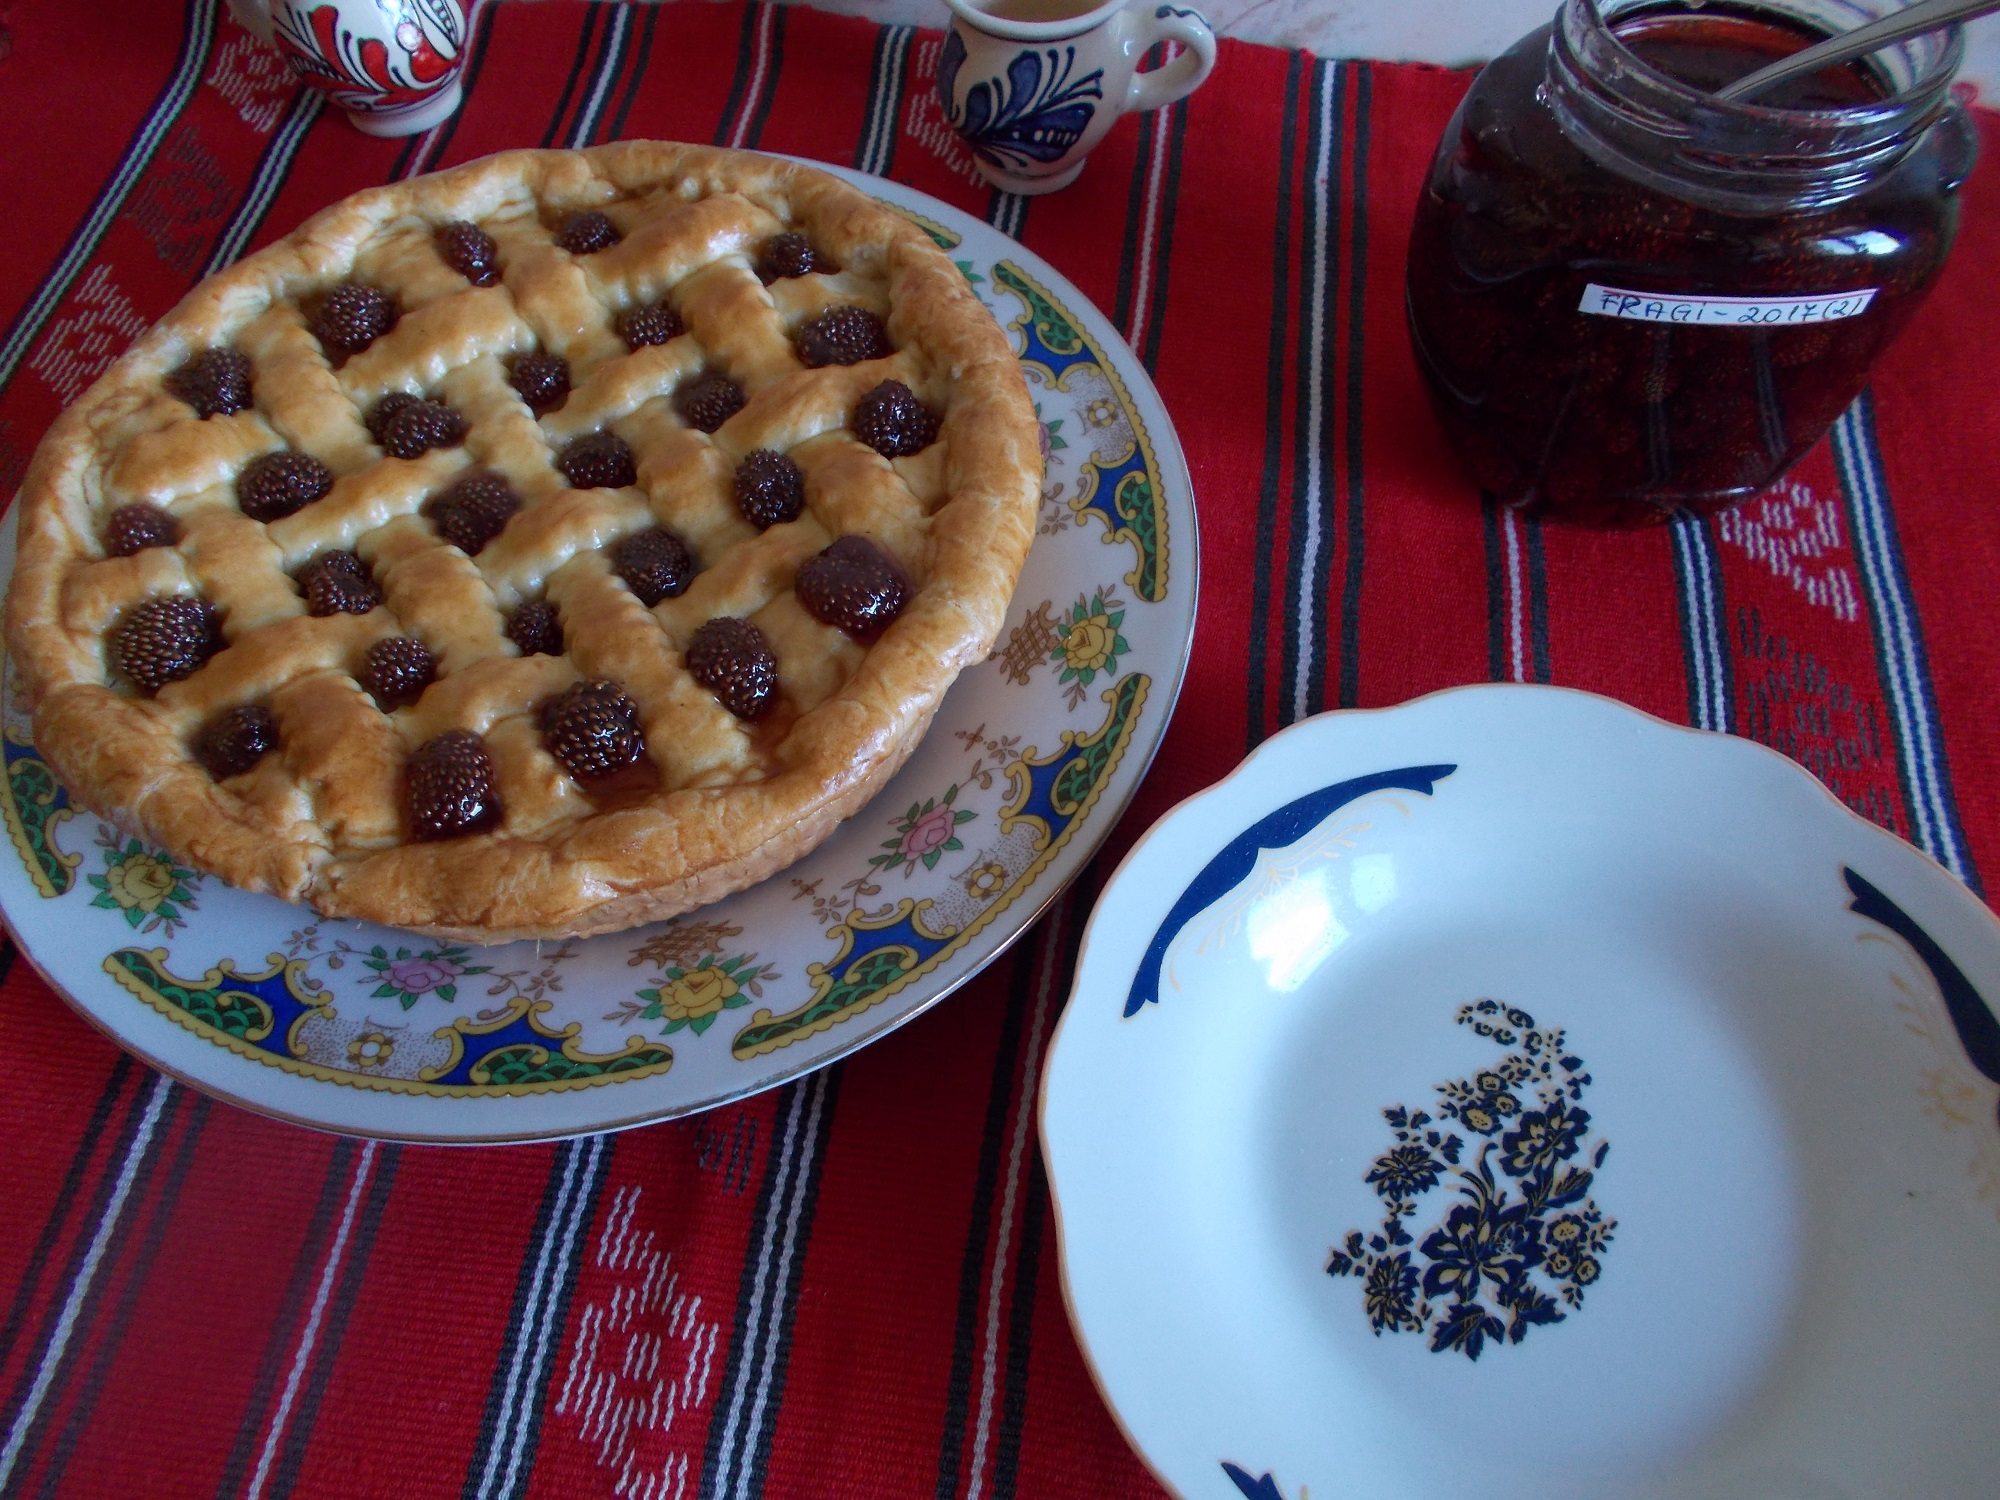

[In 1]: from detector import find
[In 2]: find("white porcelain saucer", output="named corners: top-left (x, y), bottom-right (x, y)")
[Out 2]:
top-left (1041, 685), bottom-right (2000, 1500)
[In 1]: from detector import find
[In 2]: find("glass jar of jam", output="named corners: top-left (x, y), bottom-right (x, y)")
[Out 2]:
top-left (1405, 0), bottom-right (1977, 526)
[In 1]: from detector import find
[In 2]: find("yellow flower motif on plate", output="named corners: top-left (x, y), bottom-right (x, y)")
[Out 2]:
top-left (661, 966), bottom-right (739, 1022)
top-left (624, 950), bottom-right (773, 1038)
top-left (1063, 615), bottom-right (1118, 675)
top-left (104, 854), bottom-right (177, 913)
top-left (965, 862), bottom-right (1009, 900)
top-left (1050, 591), bottom-right (1130, 707)
top-left (347, 1032), bottom-right (394, 1069)
top-left (88, 833), bottom-right (200, 937)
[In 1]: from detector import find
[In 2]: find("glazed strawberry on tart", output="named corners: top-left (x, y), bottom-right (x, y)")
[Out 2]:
top-left (4, 142), bottom-right (1042, 942)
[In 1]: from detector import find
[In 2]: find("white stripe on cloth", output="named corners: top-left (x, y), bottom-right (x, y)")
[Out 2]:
top-left (570, 2), bottom-right (634, 147)
top-left (203, 88), bottom-right (326, 276)
top-left (964, 904), bottom-right (1067, 1500)
top-left (701, 1078), bottom-right (811, 1500)
top-left (1291, 61), bottom-right (1337, 726)
top-left (0, 1071), bottom-right (175, 1491)
top-left (726, 1069), bottom-right (830, 1500)
top-left (1503, 507), bottom-right (1527, 684)
top-left (727, 4), bottom-right (778, 152)
top-left (244, 1140), bottom-right (380, 1500)
top-left (1833, 399), bottom-right (1971, 882)
top-left (858, 27), bottom-right (913, 177)
top-left (1672, 511), bottom-right (1731, 732)
top-left (0, 0), bottom-right (220, 388)
top-left (1121, 43), bottom-right (1179, 362)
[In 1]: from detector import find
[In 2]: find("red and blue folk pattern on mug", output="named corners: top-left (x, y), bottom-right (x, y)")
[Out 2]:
top-left (271, 0), bottom-right (463, 116)
top-left (1326, 1000), bottom-right (1616, 1360)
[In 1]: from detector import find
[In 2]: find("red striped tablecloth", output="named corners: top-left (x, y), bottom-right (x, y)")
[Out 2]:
top-left (3, 3), bottom-right (1998, 1495)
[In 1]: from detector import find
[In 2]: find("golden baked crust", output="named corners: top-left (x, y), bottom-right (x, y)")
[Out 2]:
top-left (5, 142), bottom-right (1040, 941)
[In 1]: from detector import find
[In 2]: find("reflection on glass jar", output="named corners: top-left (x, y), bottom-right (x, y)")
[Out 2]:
top-left (1405, 0), bottom-right (1977, 527)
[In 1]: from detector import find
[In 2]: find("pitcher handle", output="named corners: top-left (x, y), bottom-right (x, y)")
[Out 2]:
top-left (1126, 5), bottom-right (1217, 115)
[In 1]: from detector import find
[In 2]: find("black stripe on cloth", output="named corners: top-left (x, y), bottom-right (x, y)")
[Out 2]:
top-left (713, 3), bottom-right (766, 149)
top-left (1669, 511), bottom-right (1733, 731)
top-left (934, 943), bottom-right (1043, 1500)
top-left (739, 5), bottom-right (789, 152)
top-left (606, 4), bottom-right (663, 143)
top-left (740, 1068), bottom-right (840, 1498)
top-left (570, 2), bottom-right (637, 147)
top-left (389, 132), bottom-right (424, 183)
top-left (874, 27), bottom-right (914, 178)
top-left (0, 1057), bottom-right (133, 1374)
top-left (460, 1143), bottom-right (586, 1500)
top-left (540, 3), bottom-right (606, 151)
top-left (211, 1139), bottom-right (360, 1500)
top-left (28, 1095), bottom-right (211, 1500)
top-left (491, 1140), bottom-right (609, 1500)
top-left (989, 879), bottom-right (1094, 1499)
top-left (1482, 497), bottom-right (1508, 682)
top-left (459, 1135), bottom-right (612, 1500)
top-left (0, 1072), bottom-right (174, 1496)
top-left (1525, 512), bottom-right (1552, 683)
top-left (856, 25), bottom-right (898, 172)
top-left (982, 191), bottom-right (1027, 239)
top-left (1111, 61), bottom-right (1166, 344)
top-left (202, 88), bottom-right (325, 275)
top-left (698, 1091), bottom-right (798, 1500)
top-left (0, 0), bottom-right (218, 394)
top-left (411, 0), bottom-right (502, 173)
top-left (696, 1066), bottom-right (843, 1500)
top-left (1335, 62), bottom-right (1371, 710)
top-left (1244, 50), bottom-right (1304, 751)
top-left (854, 25), bottom-right (912, 176)
top-left (0, 938), bottom-right (18, 990)
top-left (988, 1151), bottom-right (1049, 1500)
top-left (1831, 392), bottom-right (1982, 893)
top-left (265, 1147), bottom-right (404, 1500)
top-left (1138, 97), bottom-right (1190, 374)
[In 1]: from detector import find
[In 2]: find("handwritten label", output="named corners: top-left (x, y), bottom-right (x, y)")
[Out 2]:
top-left (1578, 283), bottom-right (1878, 327)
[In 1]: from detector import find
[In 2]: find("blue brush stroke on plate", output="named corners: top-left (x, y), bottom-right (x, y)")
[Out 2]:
top-left (1221, 1462), bottom-right (1285, 1499)
top-left (1124, 764), bottom-right (1456, 1018)
top-left (1845, 865), bottom-right (2000, 1127)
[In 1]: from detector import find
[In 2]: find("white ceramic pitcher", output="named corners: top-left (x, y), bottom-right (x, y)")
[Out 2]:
top-left (226, 0), bottom-right (469, 137)
top-left (938, 0), bottom-right (1218, 194)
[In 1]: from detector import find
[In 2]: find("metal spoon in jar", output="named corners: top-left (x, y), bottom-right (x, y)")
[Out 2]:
top-left (1714, 0), bottom-right (2000, 102)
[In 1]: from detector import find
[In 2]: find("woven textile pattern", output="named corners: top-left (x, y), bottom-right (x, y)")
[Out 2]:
top-left (2, 3), bottom-right (1998, 1497)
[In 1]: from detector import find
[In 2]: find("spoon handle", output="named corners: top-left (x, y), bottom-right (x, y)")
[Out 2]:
top-left (1713, 0), bottom-right (1997, 103)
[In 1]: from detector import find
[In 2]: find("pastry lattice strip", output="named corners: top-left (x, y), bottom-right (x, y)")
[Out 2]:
top-left (59, 175), bottom-right (954, 855)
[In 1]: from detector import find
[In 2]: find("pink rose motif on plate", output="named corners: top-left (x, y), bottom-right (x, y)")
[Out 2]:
top-left (363, 943), bottom-right (491, 1010)
top-left (873, 784), bottom-right (977, 876)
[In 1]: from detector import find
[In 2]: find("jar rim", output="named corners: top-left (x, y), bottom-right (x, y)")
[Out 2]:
top-left (1552, 0), bottom-right (1967, 210)
top-left (1577, 0), bottom-right (1963, 130)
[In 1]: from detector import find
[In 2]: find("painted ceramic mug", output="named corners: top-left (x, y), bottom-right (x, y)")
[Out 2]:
top-left (226, 0), bottom-right (469, 137)
top-left (939, 0), bottom-right (1217, 195)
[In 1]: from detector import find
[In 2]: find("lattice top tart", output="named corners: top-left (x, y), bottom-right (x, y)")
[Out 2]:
top-left (5, 143), bottom-right (1040, 941)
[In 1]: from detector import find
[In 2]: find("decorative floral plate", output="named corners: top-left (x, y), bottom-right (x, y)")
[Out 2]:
top-left (0, 167), bottom-right (1196, 1141)
top-left (1041, 685), bottom-right (2000, 1500)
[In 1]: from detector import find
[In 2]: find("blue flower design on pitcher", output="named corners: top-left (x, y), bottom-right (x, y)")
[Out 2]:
top-left (939, 31), bottom-right (1104, 173)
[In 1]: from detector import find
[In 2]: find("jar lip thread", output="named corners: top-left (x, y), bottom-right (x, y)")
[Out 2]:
top-left (1549, 0), bottom-right (1966, 212)
top-left (1583, 0), bottom-right (1963, 128)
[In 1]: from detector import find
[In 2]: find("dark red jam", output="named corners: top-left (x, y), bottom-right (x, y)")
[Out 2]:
top-left (1406, 3), bottom-right (1966, 526)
